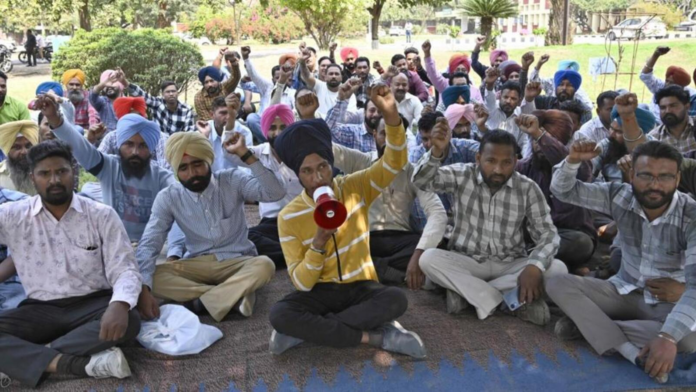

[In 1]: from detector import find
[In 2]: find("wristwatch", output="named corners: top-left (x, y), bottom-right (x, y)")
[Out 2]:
top-left (240, 150), bottom-right (254, 163)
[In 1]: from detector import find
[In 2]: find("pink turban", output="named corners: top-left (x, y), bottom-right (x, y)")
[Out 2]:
top-left (489, 50), bottom-right (509, 65)
top-left (260, 104), bottom-right (295, 138)
top-left (340, 47), bottom-right (359, 62)
top-left (445, 104), bottom-right (476, 131)
top-left (100, 70), bottom-right (124, 91)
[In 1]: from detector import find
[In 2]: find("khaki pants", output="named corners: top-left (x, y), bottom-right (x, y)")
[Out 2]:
top-left (420, 248), bottom-right (568, 319)
top-left (546, 274), bottom-right (696, 355)
top-left (153, 254), bottom-right (275, 321)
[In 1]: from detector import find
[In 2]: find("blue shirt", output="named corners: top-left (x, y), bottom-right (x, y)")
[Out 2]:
top-left (88, 90), bottom-right (118, 132)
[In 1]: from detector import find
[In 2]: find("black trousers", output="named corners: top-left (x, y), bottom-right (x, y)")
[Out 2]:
top-left (0, 290), bottom-right (140, 387)
top-left (248, 217), bottom-right (286, 269)
top-left (370, 230), bottom-right (420, 280)
top-left (269, 281), bottom-right (407, 348)
top-left (26, 46), bottom-right (36, 66)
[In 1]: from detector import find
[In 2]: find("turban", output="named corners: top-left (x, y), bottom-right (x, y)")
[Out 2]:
top-left (611, 106), bottom-right (656, 134)
top-left (557, 60), bottom-right (580, 72)
top-left (666, 66), bottom-right (691, 87)
top-left (36, 81), bottom-right (64, 98)
top-left (197, 66), bottom-right (223, 84)
top-left (61, 69), bottom-right (86, 86)
top-left (278, 53), bottom-right (299, 67)
top-left (340, 47), bottom-right (359, 63)
top-left (165, 131), bottom-right (215, 177)
top-left (503, 63), bottom-right (522, 80)
top-left (274, 119), bottom-right (334, 177)
top-left (489, 49), bottom-right (508, 65)
top-left (448, 54), bottom-right (471, 75)
top-left (535, 110), bottom-right (573, 146)
top-left (0, 120), bottom-right (39, 155)
top-left (260, 104), bottom-right (295, 138)
top-left (445, 104), bottom-right (476, 131)
top-left (554, 70), bottom-right (582, 91)
top-left (442, 85), bottom-right (471, 108)
top-left (113, 97), bottom-right (147, 119)
top-left (116, 114), bottom-right (161, 154)
top-left (100, 70), bottom-right (125, 91)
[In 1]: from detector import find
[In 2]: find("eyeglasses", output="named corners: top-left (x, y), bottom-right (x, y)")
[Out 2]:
top-left (635, 173), bottom-right (677, 184)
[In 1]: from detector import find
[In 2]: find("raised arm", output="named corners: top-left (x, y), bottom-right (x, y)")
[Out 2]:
top-left (470, 35), bottom-right (488, 80)
top-left (412, 117), bottom-right (464, 194)
top-left (298, 49), bottom-right (316, 89)
top-left (128, 82), bottom-right (161, 108)
top-left (222, 55), bottom-right (241, 96)
top-left (641, 47), bottom-right (670, 93)
top-left (615, 93), bottom-right (647, 153)
top-left (423, 40), bottom-right (449, 94)
top-left (242, 46), bottom-right (274, 94)
top-left (223, 134), bottom-right (286, 203)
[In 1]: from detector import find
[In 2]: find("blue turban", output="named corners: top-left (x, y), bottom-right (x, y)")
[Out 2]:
top-left (198, 66), bottom-right (223, 84)
top-left (116, 113), bottom-right (161, 153)
top-left (442, 85), bottom-right (471, 108)
top-left (36, 81), bottom-right (64, 97)
top-left (557, 60), bottom-right (580, 72)
top-left (554, 70), bottom-right (582, 91)
top-left (611, 106), bottom-right (656, 134)
top-left (274, 119), bottom-right (334, 177)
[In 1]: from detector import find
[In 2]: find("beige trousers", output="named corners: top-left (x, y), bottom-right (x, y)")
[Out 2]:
top-left (153, 254), bottom-right (275, 321)
top-left (420, 248), bottom-right (568, 319)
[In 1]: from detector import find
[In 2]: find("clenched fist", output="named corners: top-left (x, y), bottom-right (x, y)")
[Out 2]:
top-left (567, 139), bottom-right (600, 164)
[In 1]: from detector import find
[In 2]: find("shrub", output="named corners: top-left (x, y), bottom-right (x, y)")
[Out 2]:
top-left (448, 25), bottom-right (461, 38)
top-left (412, 24), bottom-right (423, 35)
top-left (52, 28), bottom-right (204, 96)
top-left (533, 27), bottom-right (548, 36)
top-left (244, 4), bottom-right (305, 44)
top-left (379, 36), bottom-right (395, 44)
top-left (436, 24), bottom-right (450, 35)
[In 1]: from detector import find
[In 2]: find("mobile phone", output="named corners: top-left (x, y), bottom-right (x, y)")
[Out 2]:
top-left (503, 288), bottom-right (525, 311)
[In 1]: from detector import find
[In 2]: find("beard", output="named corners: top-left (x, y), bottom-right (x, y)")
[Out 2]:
top-left (120, 155), bottom-right (150, 179)
top-left (0, 92), bottom-right (5, 104)
top-left (605, 137), bottom-right (628, 164)
top-left (364, 116), bottom-right (381, 131)
top-left (104, 87), bottom-right (120, 99)
top-left (327, 80), bottom-right (341, 88)
top-left (500, 103), bottom-right (515, 116)
top-left (68, 89), bottom-right (84, 103)
top-left (662, 113), bottom-right (685, 127)
top-left (632, 183), bottom-right (675, 210)
top-left (7, 155), bottom-right (33, 192)
top-left (181, 169), bottom-right (212, 193)
top-left (206, 85), bottom-right (221, 95)
top-left (344, 62), bottom-right (355, 70)
top-left (557, 92), bottom-right (572, 102)
top-left (481, 170), bottom-right (510, 190)
top-left (41, 183), bottom-right (72, 206)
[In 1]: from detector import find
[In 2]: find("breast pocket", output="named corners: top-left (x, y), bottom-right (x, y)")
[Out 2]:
top-left (654, 244), bottom-right (685, 273)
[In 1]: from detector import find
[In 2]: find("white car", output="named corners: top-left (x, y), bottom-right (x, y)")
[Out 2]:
top-left (389, 26), bottom-right (405, 36)
top-left (607, 17), bottom-right (667, 40)
top-left (0, 39), bottom-right (17, 53)
top-left (676, 9), bottom-right (696, 31)
top-left (174, 33), bottom-right (212, 46)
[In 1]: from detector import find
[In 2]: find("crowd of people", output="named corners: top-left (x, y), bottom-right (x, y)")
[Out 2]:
top-left (0, 35), bottom-right (694, 387)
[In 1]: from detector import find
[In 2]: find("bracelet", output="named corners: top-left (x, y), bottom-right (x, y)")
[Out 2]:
top-left (239, 150), bottom-right (254, 163)
top-left (534, 129), bottom-right (547, 143)
top-left (658, 332), bottom-right (677, 345)
top-left (309, 246), bottom-right (326, 255)
top-left (622, 132), bottom-right (645, 143)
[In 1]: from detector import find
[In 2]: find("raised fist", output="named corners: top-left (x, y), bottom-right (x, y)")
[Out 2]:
top-left (521, 51), bottom-right (535, 69)
top-left (476, 35), bottom-right (487, 45)
top-left (568, 139), bottom-right (600, 163)
top-left (241, 46), bottom-right (251, 60)
top-left (225, 93), bottom-right (241, 113)
top-left (525, 81), bottom-right (542, 101)
top-left (329, 42), bottom-right (338, 52)
top-left (515, 114), bottom-right (540, 135)
top-left (654, 46), bottom-right (670, 56)
top-left (614, 93), bottom-right (638, 118)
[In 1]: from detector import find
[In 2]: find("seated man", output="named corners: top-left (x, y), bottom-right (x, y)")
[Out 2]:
top-left (332, 113), bottom-right (447, 285)
top-left (268, 85), bottom-right (426, 358)
top-left (0, 141), bottom-right (142, 387)
top-left (0, 188), bottom-right (27, 313)
top-left (646, 85), bottom-right (696, 155)
top-left (412, 127), bottom-right (567, 324)
top-left (523, 70), bottom-right (593, 125)
top-left (0, 120), bottom-right (39, 195)
top-left (136, 131), bottom-right (285, 322)
top-left (548, 140), bottom-right (696, 384)
top-left (515, 111), bottom-right (596, 275)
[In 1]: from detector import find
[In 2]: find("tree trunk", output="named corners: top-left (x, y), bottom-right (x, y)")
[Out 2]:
top-left (546, 0), bottom-right (572, 45)
top-left (78, 0), bottom-right (91, 31)
top-left (157, 1), bottom-right (169, 29)
top-left (480, 17), bottom-right (492, 50)
top-left (368, 0), bottom-right (385, 50)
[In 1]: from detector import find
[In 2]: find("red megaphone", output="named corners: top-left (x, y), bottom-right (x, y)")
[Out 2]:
top-left (313, 186), bottom-right (347, 230)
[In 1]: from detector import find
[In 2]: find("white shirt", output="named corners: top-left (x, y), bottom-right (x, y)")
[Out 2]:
top-left (397, 93), bottom-right (424, 131)
top-left (207, 120), bottom-right (253, 173)
top-left (314, 80), bottom-right (357, 117)
top-left (0, 195), bottom-right (142, 307)
top-left (575, 116), bottom-right (610, 143)
top-left (484, 87), bottom-right (531, 156)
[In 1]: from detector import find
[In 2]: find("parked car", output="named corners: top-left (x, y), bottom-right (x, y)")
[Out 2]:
top-left (676, 9), bottom-right (696, 31)
top-left (173, 33), bottom-right (212, 46)
top-left (389, 26), bottom-right (405, 36)
top-left (607, 16), bottom-right (667, 40)
top-left (0, 39), bottom-right (17, 53)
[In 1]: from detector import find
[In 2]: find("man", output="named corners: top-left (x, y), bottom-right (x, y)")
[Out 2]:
top-left (194, 65), bottom-right (240, 122)
top-left (523, 69), bottom-right (592, 125)
top-left (291, 44), bottom-right (318, 90)
top-left (337, 46), bottom-right (358, 81)
top-left (576, 91), bottom-right (619, 143)
top-left (515, 111), bottom-right (596, 274)
top-left (136, 131), bottom-right (284, 322)
top-left (405, 22), bottom-right (413, 43)
top-left (242, 46), bottom-right (278, 142)
top-left (423, 40), bottom-right (482, 108)
top-left (404, 47), bottom-right (431, 85)
top-left (470, 35), bottom-right (507, 80)
top-left (90, 69), bottom-right (127, 132)
top-left (640, 47), bottom-right (696, 123)
top-left (317, 56), bottom-right (334, 82)
top-left (441, 84), bottom-right (471, 108)
top-left (559, 99), bottom-right (586, 137)
top-left (483, 69), bottom-right (530, 155)
top-left (196, 95), bottom-right (253, 173)
top-left (354, 56), bottom-right (376, 109)
top-left (127, 79), bottom-right (194, 135)
top-left (61, 69), bottom-right (100, 130)
top-left (528, 56), bottom-right (594, 110)
top-left (548, 139), bottom-right (696, 384)
top-left (36, 33), bottom-right (45, 62)
top-left (0, 121), bottom-right (38, 195)
top-left (645, 85), bottom-right (696, 155)
top-left (0, 71), bottom-right (31, 127)
top-left (268, 84), bottom-right (426, 359)
top-left (270, 64), bottom-right (297, 111)
top-left (445, 103), bottom-right (488, 140)
top-left (412, 128), bottom-right (566, 324)
top-left (0, 140), bottom-right (142, 387)
top-left (0, 189), bottom-right (27, 314)
top-left (388, 54), bottom-right (429, 102)
top-left (24, 29), bottom-right (36, 67)
top-left (38, 113), bottom-right (81, 190)
top-left (332, 115), bottom-right (447, 285)
top-left (299, 50), bottom-right (357, 117)
top-left (391, 72), bottom-right (423, 127)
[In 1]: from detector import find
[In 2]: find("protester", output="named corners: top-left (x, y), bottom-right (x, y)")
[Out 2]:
top-left (470, 35), bottom-right (507, 80)
top-left (126, 79), bottom-right (194, 134)
top-left (270, 62), bottom-right (298, 111)
top-left (241, 46), bottom-right (279, 142)
top-left (645, 85), bottom-right (696, 154)
top-left (338, 46), bottom-right (358, 81)
top-left (391, 72), bottom-right (423, 127)
top-left (299, 49), bottom-right (357, 117)
top-left (423, 40), bottom-right (483, 107)
top-left (0, 120), bottom-right (39, 194)
top-left (640, 47), bottom-right (696, 123)
top-left (483, 70), bottom-right (530, 154)
top-left (61, 69), bottom-right (100, 130)
top-left (0, 71), bottom-right (31, 128)
top-left (441, 85), bottom-right (471, 108)
top-left (0, 189), bottom-right (27, 314)
top-left (445, 103), bottom-right (488, 140)
top-left (354, 56), bottom-right (376, 109)
top-left (575, 91), bottom-right (619, 143)
top-left (194, 65), bottom-right (240, 122)
top-left (404, 47), bottom-right (431, 85)
top-left (523, 69), bottom-right (592, 124)
top-left (90, 69), bottom-right (126, 132)
top-left (34, 82), bottom-right (76, 125)
top-left (529, 56), bottom-right (594, 109)
top-left (388, 54), bottom-right (429, 102)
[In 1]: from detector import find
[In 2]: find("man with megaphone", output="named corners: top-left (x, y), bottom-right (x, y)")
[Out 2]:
top-left (267, 83), bottom-right (427, 359)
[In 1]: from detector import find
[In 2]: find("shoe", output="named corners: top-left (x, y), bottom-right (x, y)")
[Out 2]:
top-left (446, 289), bottom-right (468, 314)
top-left (269, 329), bottom-right (304, 355)
top-left (236, 292), bottom-right (256, 317)
top-left (636, 356), bottom-right (670, 384)
top-left (380, 321), bottom-right (427, 359)
top-left (0, 372), bottom-right (10, 388)
top-left (554, 316), bottom-right (582, 341)
top-left (85, 348), bottom-right (131, 379)
top-left (181, 298), bottom-right (206, 315)
top-left (514, 298), bottom-right (551, 326)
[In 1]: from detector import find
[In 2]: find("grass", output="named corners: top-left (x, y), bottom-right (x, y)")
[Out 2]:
top-left (5, 37), bottom-right (696, 110)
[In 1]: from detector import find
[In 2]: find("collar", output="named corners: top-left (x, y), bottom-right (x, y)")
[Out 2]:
top-left (398, 93), bottom-right (416, 105)
top-left (0, 161), bottom-right (8, 175)
top-left (661, 117), bottom-right (695, 138)
top-left (630, 191), bottom-right (680, 224)
top-left (184, 173), bottom-right (218, 200)
top-left (474, 166), bottom-right (516, 189)
top-left (260, 142), bottom-right (272, 155)
top-left (30, 194), bottom-right (82, 217)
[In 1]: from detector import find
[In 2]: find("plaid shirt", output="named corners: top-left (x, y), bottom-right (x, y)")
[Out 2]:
top-left (128, 84), bottom-right (194, 134)
top-left (98, 130), bottom-right (171, 170)
top-left (412, 159), bottom-right (559, 271)
top-left (551, 159), bottom-right (696, 342)
top-left (194, 67), bottom-right (240, 122)
top-left (355, 74), bottom-right (377, 109)
top-left (647, 117), bottom-right (696, 155)
top-left (67, 90), bottom-right (100, 129)
top-left (325, 99), bottom-right (376, 153)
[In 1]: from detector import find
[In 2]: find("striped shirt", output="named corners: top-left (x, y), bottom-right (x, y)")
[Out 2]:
top-left (412, 159), bottom-right (559, 271)
top-left (647, 117), bottom-right (696, 155)
top-left (551, 159), bottom-right (696, 342)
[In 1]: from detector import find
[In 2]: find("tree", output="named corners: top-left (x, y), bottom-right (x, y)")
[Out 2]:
top-left (367, 0), bottom-right (446, 49)
top-left (460, 0), bottom-right (518, 50)
top-left (546, 0), bottom-right (573, 44)
top-left (244, 3), bottom-right (305, 44)
top-left (571, 0), bottom-right (630, 33)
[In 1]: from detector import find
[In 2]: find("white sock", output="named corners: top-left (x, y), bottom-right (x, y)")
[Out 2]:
top-left (616, 341), bottom-right (640, 364)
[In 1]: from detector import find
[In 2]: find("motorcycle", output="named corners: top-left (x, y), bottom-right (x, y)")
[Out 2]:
top-left (18, 43), bottom-right (52, 64)
top-left (0, 47), bottom-right (12, 73)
